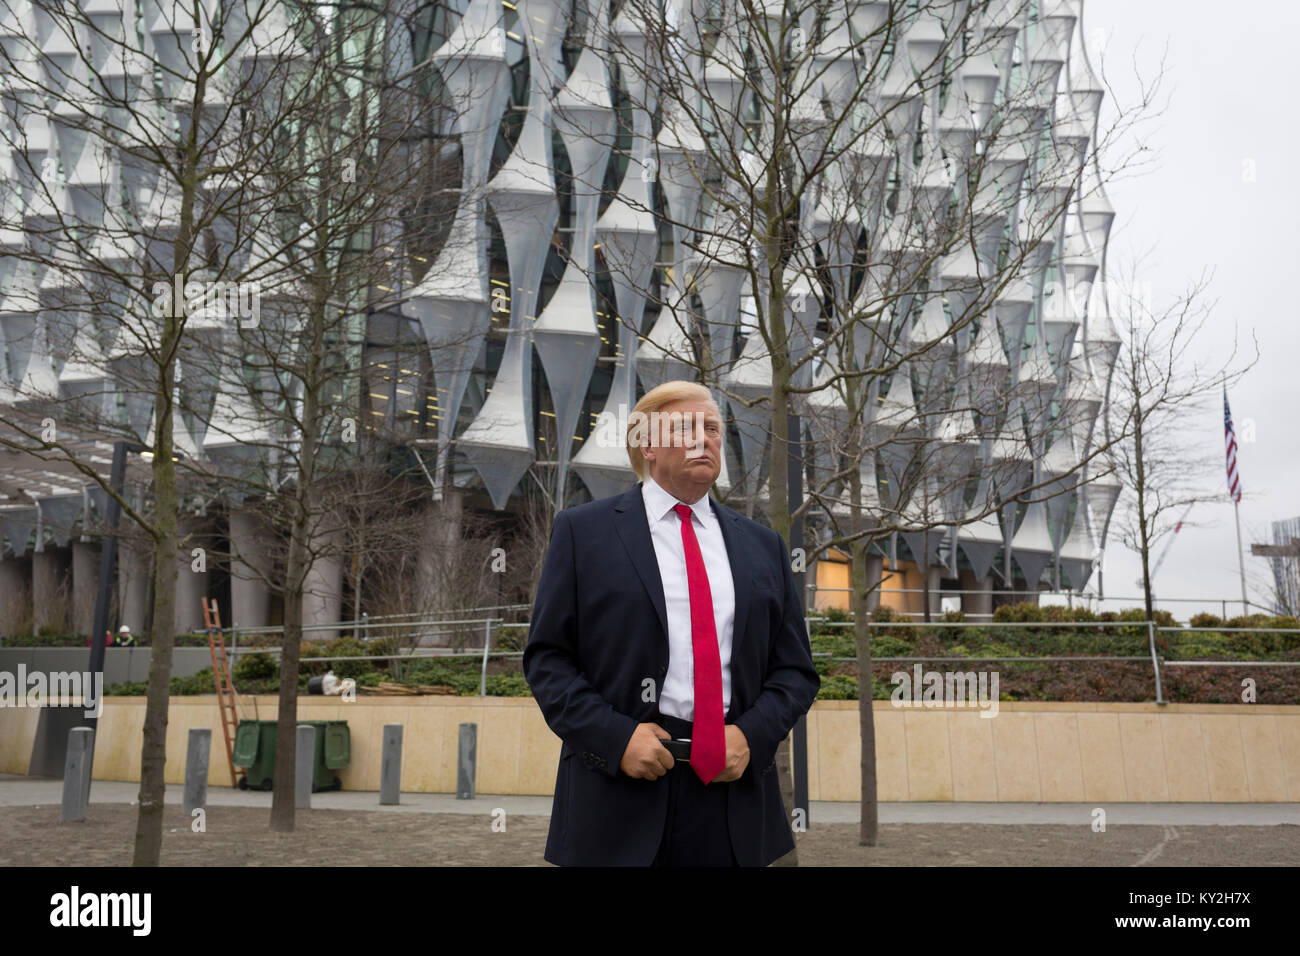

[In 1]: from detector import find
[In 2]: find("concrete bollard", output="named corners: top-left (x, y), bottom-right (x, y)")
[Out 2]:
top-left (182, 728), bottom-right (211, 816)
top-left (295, 724), bottom-right (315, 809)
top-left (380, 724), bottom-right (403, 806)
top-left (457, 722), bottom-right (476, 800)
top-left (61, 727), bottom-right (94, 823)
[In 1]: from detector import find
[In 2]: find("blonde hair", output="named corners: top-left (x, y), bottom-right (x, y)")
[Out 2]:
top-left (625, 380), bottom-right (720, 480)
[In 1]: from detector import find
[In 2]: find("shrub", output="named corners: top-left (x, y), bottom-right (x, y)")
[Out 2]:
top-left (1114, 607), bottom-right (1177, 627)
top-left (817, 674), bottom-right (859, 699)
top-left (105, 668), bottom-right (223, 696)
top-left (492, 626), bottom-right (530, 652)
top-left (298, 642), bottom-right (328, 677)
top-left (994, 602), bottom-right (1043, 623)
top-left (1040, 604), bottom-right (1100, 622)
top-left (233, 652), bottom-right (278, 682)
top-left (404, 658), bottom-right (482, 694)
top-left (171, 667), bottom-right (218, 696)
top-left (361, 635), bottom-right (402, 678)
top-left (483, 675), bottom-right (531, 697)
top-left (321, 636), bottom-right (372, 679)
top-left (103, 680), bottom-right (147, 695)
top-left (809, 629), bottom-right (856, 659)
top-left (365, 636), bottom-right (402, 657)
top-left (980, 642), bottom-right (1020, 659)
top-left (865, 635), bottom-right (912, 658)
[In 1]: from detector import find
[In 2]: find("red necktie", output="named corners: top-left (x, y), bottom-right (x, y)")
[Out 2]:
top-left (673, 503), bottom-right (725, 785)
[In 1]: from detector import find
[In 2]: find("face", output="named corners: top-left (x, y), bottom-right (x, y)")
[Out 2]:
top-left (640, 397), bottom-right (723, 502)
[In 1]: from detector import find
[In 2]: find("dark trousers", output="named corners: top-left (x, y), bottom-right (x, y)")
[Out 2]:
top-left (651, 714), bottom-right (739, 867)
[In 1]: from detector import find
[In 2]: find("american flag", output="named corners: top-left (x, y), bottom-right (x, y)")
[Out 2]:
top-left (1224, 390), bottom-right (1242, 503)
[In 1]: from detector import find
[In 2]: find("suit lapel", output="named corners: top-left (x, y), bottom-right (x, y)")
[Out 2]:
top-left (613, 485), bottom-right (754, 691)
top-left (613, 484), bottom-right (669, 644)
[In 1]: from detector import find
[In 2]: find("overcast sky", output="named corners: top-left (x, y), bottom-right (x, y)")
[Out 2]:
top-left (1063, 1), bottom-right (1300, 618)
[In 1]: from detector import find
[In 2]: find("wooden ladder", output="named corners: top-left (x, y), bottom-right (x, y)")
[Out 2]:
top-left (202, 598), bottom-right (242, 788)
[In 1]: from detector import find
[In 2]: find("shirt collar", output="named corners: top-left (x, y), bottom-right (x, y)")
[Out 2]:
top-left (642, 474), bottom-right (713, 528)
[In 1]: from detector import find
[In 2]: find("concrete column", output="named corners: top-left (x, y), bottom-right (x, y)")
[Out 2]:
top-left (457, 722), bottom-right (476, 799)
top-left (302, 531), bottom-right (343, 641)
top-left (862, 554), bottom-right (883, 615)
top-left (960, 570), bottom-right (994, 622)
top-left (32, 547), bottom-right (70, 635)
top-left (117, 538), bottom-right (150, 634)
top-left (183, 728), bottom-right (211, 816)
top-left (60, 727), bottom-right (94, 823)
top-left (380, 724), bottom-right (403, 805)
top-left (228, 508), bottom-right (272, 630)
top-left (295, 724), bottom-right (315, 808)
top-left (413, 529), bottom-right (438, 647)
top-left (71, 541), bottom-right (98, 638)
top-left (0, 558), bottom-right (27, 637)
top-left (925, 566), bottom-right (943, 619)
top-left (413, 494), bottom-right (463, 645)
top-left (899, 563), bottom-right (938, 619)
top-left (175, 519), bottom-right (210, 634)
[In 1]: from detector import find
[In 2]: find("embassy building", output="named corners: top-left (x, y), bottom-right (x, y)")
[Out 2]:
top-left (0, 0), bottom-right (1120, 638)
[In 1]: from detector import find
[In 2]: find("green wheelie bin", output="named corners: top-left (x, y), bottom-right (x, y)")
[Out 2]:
top-left (233, 720), bottom-right (277, 790)
top-left (233, 719), bottom-right (350, 792)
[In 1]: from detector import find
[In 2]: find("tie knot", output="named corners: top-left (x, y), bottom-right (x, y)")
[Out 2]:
top-left (673, 503), bottom-right (693, 523)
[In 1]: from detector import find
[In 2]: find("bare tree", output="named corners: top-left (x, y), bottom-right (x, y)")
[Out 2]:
top-left (543, 0), bottom-right (1163, 853)
top-left (168, 0), bottom-right (492, 832)
top-left (1103, 259), bottom-right (1257, 624)
top-left (0, 0), bottom-right (490, 845)
top-left (0, 0), bottom-right (341, 864)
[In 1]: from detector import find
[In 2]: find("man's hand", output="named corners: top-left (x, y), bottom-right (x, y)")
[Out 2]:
top-left (710, 724), bottom-right (750, 783)
top-left (619, 722), bottom-right (674, 779)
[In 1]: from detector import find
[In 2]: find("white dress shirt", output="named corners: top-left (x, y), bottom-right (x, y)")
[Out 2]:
top-left (641, 474), bottom-right (736, 722)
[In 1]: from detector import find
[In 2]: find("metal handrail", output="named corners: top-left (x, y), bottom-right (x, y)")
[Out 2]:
top-left (226, 615), bottom-right (528, 636)
top-left (806, 618), bottom-right (1297, 705)
top-left (813, 620), bottom-right (1173, 628)
top-left (813, 654), bottom-right (1154, 663)
top-left (202, 614), bottom-right (1297, 706)
top-left (803, 585), bottom-right (1279, 621)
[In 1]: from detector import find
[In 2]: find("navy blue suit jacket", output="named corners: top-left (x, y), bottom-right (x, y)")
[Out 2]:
top-left (522, 482), bottom-right (820, 866)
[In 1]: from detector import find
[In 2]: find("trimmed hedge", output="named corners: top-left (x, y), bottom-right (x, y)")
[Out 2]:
top-left (103, 635), bottom-right (533, 698)
top-left (76, 604), bottom-right (1300, 704)
top-left (807, 607), bottom-right (1300, 703)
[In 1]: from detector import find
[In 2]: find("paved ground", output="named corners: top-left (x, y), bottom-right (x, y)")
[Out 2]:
top-left (2, 775), bottom-right (1296, 866)
top-left (2, 774), bottom-right (1297, 825)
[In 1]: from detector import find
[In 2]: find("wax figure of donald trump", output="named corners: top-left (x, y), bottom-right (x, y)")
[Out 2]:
top-left (523, 381), bottom-right (819, 866)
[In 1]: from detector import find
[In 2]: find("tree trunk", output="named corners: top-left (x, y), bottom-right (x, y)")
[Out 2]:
top-left (270, 537), bottom-right (306, 832)
top-left (132, 131), bottom-right (196, 863)
top-left (270, 290), bottom-right (325, 832)
top-left (131, 445), bottom-right (178, 865)
top-left (847, 441), bottom-right (879, 846)
top-left (920, 528), bottom-right (931, 623)
top-left (759, 134), bottom-right (804, 865)
top-left (1132, 389), bottom-right (1155, 623)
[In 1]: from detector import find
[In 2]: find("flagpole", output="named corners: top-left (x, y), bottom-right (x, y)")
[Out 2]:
top-left (1224, 388), bottom-right (1248, 615)
top-left (1233, 499), bottom-right (1248, 615)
